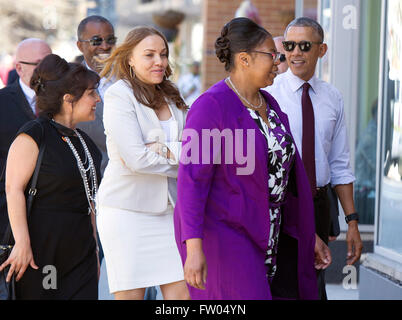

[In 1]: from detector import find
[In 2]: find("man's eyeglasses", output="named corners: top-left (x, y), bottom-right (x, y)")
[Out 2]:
top-left (282, 41), bottom-right (322, 52)
top-left (248, 51), bottom-right (285, 63)
top-left (18, 61), bottom-right (39, 66)
top-left (79, 35), bottom-right (117, 46)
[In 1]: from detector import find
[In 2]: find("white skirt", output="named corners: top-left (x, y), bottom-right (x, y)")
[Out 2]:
top-left (97, 204), bottom-right (184, 293)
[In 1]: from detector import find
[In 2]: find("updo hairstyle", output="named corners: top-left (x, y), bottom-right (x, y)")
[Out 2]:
top-left (215, 17), bottom-right (271, 72)
top-left (30, 54), bottom-right (100, 118)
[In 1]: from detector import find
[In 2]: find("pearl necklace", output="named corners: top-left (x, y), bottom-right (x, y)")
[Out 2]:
top-left (63, 130), bottom-right (98, 215)
top-left (227, 77), bottom-right (263, 109)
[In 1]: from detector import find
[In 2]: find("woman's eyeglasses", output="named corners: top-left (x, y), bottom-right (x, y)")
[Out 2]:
top-left (282, 40), bottom-right (322, 52)
top-left (248, 51), bottom-right (285, 63)
top-left (79, 35), bottom-right (117, 47)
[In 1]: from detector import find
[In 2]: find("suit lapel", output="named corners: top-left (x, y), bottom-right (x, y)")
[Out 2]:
top-left (12, 82), bottom-right (35, 120)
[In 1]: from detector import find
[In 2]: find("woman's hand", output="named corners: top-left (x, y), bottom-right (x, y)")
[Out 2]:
top-left (184, 238), bottom-right (207, 290)
top-left (0, 241), bottom-right (39, 282)
top-left (314, 234), bottom-right (332, 270)
top-left (146, 142), bottom-right (175, 161)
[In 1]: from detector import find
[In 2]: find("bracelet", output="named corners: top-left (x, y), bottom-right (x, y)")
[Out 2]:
top-left (345, 212), bottom-right (359, 224)
top-left (162, 145), bottom-right (168, 158)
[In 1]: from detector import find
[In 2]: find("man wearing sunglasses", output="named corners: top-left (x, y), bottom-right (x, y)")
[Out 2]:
top-left (75, 15), bottom-right (116, 295)
top-left (265, 17), bottom-right (363, 300)
top-left (0, 38), bottom-right (51, 242)
top-left (76, 15), bottom-right (116, 177)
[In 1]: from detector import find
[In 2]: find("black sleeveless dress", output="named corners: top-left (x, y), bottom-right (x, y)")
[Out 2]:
top-left (14, 117), bottom-right (101, 300)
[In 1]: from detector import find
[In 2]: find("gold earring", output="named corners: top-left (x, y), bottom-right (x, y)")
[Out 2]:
top-left (129, 65), bottom-right (135, 78)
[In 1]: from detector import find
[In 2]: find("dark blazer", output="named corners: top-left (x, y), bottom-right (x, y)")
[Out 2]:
top-left (76, 94), bottom-right (107, 176)
top-left (0, 81), bottom-right (35, 241)
top-left (76, 62), bottom-right (108, 176)
top-left (6, 69), bottom-right (19, 86)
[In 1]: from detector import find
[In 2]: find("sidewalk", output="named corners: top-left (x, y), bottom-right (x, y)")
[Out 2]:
top-left (326, 284), bottom-right (359, 300)
top-left (99, 261), bottom-right (359, 300)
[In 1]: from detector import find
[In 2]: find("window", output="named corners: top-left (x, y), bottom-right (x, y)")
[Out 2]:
top-left (354, 0), bottom-right (382, 225)
top-left (318, 0), bottom-right (331, 83)
top-left (377, 0), bottom-right (402, 255)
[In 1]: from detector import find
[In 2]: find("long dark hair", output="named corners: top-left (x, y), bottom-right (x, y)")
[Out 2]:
top-left (100, 26), bottom-right (187, 111)
top-left (30, 54), bottom-right (100, 118)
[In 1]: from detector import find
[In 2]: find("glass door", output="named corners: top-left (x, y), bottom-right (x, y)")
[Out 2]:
top-left (377, 0), bottom-right (402, 256)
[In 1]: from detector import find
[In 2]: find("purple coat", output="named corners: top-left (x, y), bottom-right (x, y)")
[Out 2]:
top-left (174, 80), bottom-right (318, 300)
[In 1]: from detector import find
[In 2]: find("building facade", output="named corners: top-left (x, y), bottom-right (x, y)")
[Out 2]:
top-left (202, 0), bottom-right (402, 298)
top-left (303, 0), bottom-right (402, 299)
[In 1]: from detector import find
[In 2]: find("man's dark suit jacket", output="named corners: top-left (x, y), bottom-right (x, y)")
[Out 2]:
top-left (6, 69), bottom-right (19, 86)
top-left (0, 81), bottom-right (35, 241)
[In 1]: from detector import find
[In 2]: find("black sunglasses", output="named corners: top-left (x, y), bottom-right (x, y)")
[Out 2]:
top-left (18, 61), bottom-right (39, 66)
top-left (79, 35), bottom-right (117, 46)
top-left (282, 40), bottom-right (322, 52)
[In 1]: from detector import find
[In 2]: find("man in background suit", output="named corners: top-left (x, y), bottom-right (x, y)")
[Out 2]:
top-left (266, 17), bottom-right (362, 299)
top-left (76, 15), bottom-right (117, 176)
top-left (6, 69), bottom-right (18, 86)
top-left (0, 38), bottom-right (52, 241)
top-left (75, 17), bottom-right (116, 290)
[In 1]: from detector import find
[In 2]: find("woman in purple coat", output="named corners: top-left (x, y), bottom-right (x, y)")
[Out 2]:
top-left (174, 18), bottom-right (331, 300)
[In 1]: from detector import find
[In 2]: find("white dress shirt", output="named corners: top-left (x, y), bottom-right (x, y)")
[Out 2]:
top-left (84, 61), bottom-right (113, 101)
top-left (265, 69), bottom-right (355, 187)
top-left (19, 78), bottom-right (36, 114)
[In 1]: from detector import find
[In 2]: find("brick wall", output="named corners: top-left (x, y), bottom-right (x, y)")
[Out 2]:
top-left (201, 0), bottom-right (295, 91)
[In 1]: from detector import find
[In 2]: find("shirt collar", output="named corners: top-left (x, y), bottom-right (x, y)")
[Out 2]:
top-left (84, 60), bottom-right (110, 92)
top-left (19, 78), bottom-right (36, 103)
top-left (285, 69), bottom-right (318, 94)
top-left (84, 60), bottom-right (95, 72)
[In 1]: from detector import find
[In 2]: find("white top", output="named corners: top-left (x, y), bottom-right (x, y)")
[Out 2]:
top-left (19, 78), bottom-right (36, 114)
top-left (159, 116), bottom-right (177, 206)
top-left (264, 69), bottom-right (355, 187)
top-left (159, 116), bottom-right (174, 142)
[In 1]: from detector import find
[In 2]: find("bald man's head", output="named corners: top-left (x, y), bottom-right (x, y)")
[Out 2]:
top-left (15, 38), bottom-right (52, 86)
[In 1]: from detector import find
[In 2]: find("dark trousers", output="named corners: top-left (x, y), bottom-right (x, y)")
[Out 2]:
top-left (313, 186), bottom-right (331, 300)
top-left (270, 232), bottom-right (299, 300)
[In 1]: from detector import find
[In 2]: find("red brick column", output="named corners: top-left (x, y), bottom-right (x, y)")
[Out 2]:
top-left (202, 0), bottom-right (295, 91)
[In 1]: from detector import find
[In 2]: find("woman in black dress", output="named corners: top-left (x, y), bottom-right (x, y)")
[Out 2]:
top-left (0, 54), bottom-right (101, 299)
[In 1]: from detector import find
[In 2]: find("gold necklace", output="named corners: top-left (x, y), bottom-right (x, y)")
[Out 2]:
top-left (227, 77), bottom-right (262, 109)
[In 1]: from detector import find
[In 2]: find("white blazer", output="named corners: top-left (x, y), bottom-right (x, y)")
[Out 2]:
top-left (97, 79), bottom-right (186, 213)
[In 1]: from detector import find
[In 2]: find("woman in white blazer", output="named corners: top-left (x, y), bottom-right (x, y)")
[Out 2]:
top-left (96, 26), bottom-right (189, 300)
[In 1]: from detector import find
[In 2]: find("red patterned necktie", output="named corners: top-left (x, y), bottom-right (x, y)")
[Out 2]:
top-left (301, 82), bottom-right (317, 198)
